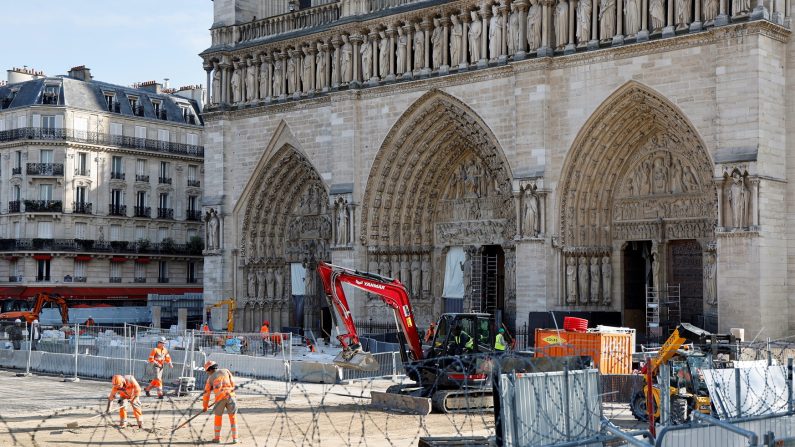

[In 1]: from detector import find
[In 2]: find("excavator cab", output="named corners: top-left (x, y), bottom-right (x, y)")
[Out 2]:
top-left (429, 314), bottom-right (494, 358)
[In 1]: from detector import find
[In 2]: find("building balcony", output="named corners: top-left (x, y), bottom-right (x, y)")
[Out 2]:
top-left (135, 174), bottom-right (149, 182)
top-left (73, 276), bottom-right (87, 283)
top-left (0, 238), bottom-right (204, 256)
top-left (157, 208), bottom-right (174, 219)
top-left (109, 277), bottom-right (122, 283)
top-left (27, 163), bottom-right (64, 176)
top-left (111, 172), bottom-right (125, 180)
top-left (74, 168), bottom-right (90, 176)
top-left (108, 204), bottom-right (127, 216)
top-left (158, 277), bottom-right (170, 284)
top-left (186, 210), bottom-right (202, 221)
top-left (12, 167), bottom-right (21, 176)
top-left (8, 276), bottom-right (22, 282)
top-left (72, 202), bottom-right (93, 214)
top-left (187, 277), bottom-right (199, 284)
top-left (134, 277), bottom-right (147, 283)
top-left (36, 276), bottom-right (51, 282)
top-left (24, 200), bottom-right (62, 212)
top-left (159, 177), bottom-right (172, 185)
top-left (8, 201), bottom-right (20, 213)
top-left (0, 127), bottom-right (204, 157)
top-left (187, 179), bottom-right (201, 187)
top-left (134, 206), bottom-right (151, 218)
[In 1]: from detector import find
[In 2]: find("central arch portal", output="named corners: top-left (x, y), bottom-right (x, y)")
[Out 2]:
top-left (558, 82), bottom-right (718, 338)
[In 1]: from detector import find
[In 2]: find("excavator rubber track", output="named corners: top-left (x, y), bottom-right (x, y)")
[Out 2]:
top-left (431, 389), bottom-right (494, 413)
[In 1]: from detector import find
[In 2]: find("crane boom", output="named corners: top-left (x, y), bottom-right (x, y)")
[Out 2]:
top-left (205, 299), bottom-right (236, 332)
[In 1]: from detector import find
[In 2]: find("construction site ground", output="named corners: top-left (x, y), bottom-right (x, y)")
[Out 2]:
top-left (0, 369), bottom-right (500, 447)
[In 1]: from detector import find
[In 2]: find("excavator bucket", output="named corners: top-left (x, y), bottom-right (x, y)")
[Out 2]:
top-left (333, 350), bottom-right (379, 372)
top-left (371, 391), bottom-right (432, 415)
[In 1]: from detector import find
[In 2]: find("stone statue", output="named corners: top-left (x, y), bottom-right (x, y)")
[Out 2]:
top-left (590, 257), bottom-right (601, 303)
top-left (414, 23), bottom-right (425, 71)
top-left (266, 267), bottom-right (276, 298)
top-left (450, 14), bottom-right (463, 65)
top-left (286, 55), bottom-right (296, 94)
top-left (259, 60), bottom-right (269, 99)
top-left (431, 18), bottom-right (443, 69)
top-left (231, 62), bottom-right (242, 103)
top-left (578, 256), bottom-right (589, 304)
top-left (410, 255), bottom-right (421, 297)
top-left (704, 252), bottom-right (717, 305)
top-left (379, 31), bottom-right (389, 76)
top-left (245, 59), bottom-right (257, 102)
top-left (469, 11), bottom-right (482, 63)
top-left (523, 188), bottom-right (539, 238)
top-left (489, 5), bottom-right (502, 59)
top-left (247, 268), bottom-right (257, 298)
top-left (577, 0), bottom-right (592, 44)
top-left (369, 256), bottom-right (379, 276)
top-left (275, 265), bottom-right (284, 300)
top-left (527, 0), bottom-right (542, 50)
top-left (671, 159), bottom-right (685, 193)
top-left (397, 27), bottom-right (408, 74)
top-left (675, 0), bottom-right (691, 28)
top-left (400, 255), bottom-right (410, 286)
top-left (460, 254), bottom-right (471, 301)
top-left (625, 0), bottom-right (641, 36)
top-left (683, 165), bottom-right (699, 192)
top-left (601, 256), bottom-right (612, 305)
top-left (728, 171), bottom-right (747, 228)
top-left (732, 0), bottom-right (751, 15)
top-left (422, 255), bottom-right (431, 295)
top-left (256, 268), bottom-right (266, 299)
top-left (212, 62), bottom-right (222, 104)
top-left (566, 257), bottom-right (577, 304)
top-left (302, 47), bottom-right (313, 92)
top-left (336, 202), bottom-right (347, 245)
top-left (273, 57), bottom-right (284, 96)
top-left (331, 46), bottom-right (338, 84)
top-left (303, 265), bottom-right (315, 299)
top-left (652, 157), bottom-right (668, 194)
top-left (341, 35), bottom-right (353, 83)
top-left (316, 44), bottom-right (326, 90)
top-left (599, 0), bottom-right (616, 41)
top-left (508, 4), bottom-right (520, 55)
top-left (651, 245), bottom-right (661, 288)
top-left (704, 0), bottom-right (719, 21)
top-left (650, 0), bottom-right (665, 29)
top-left (206, 209), bottom-right (220, 250)
top-left (362, 38), bottom-right (373, 80)
top-left (504, 252), bottom-right (515, 299)
top-left (555, 0), bottom-right (569, 49)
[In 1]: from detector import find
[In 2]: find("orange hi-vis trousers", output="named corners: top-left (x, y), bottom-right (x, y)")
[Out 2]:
top-left (119, 398), bottom-right (143, 425)
top-left (213, 398), bottom-right (237, 441)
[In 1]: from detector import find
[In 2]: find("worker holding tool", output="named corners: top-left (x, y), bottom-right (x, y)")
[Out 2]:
top-left (145, 337), bottom-right (173, 399)
top-left (202, 360), bottom-right (238, 444)
top-left (260, 320), bottom-right (272, 355)
top-left (494, 328), bottom-right (508, 352)
top-left (109, 375), bottom-right (143, 429)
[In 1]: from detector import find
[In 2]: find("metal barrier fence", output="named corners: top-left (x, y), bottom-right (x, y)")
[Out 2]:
top-left (340, 351), bottom-right (404, 381)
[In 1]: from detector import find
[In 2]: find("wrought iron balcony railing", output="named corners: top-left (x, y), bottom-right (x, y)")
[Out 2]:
top-left (72, 202), bottom-right (93, 214)
top-left (11, 167), bottom-right (21, 175)
top-left (134, 206), bottom-right (151, 218)
top-left (108, 204), bottom-right (127, 216)
top-left (135, 174), bottom-right (150, 182)
top-left (159, 177), bottom-right (172, 184)
top-left (186, 210), bottom-right (202, 221)
top-left (157, 208), bottom-right (174, 219)
top-left (187, 179), bottom-right (201, 187)
top-left (0, 238), bottom-right (203, 256)
top-left (24, 200), bottom-right (62, 212)
top-left (111, 172), bottom-right (125, 180)
top-left (27, 163), bottom-right (64, 176)
top-left (158, 277), bottom-right (170, 284)
top-left (8, 201), bottom-right (20, 213)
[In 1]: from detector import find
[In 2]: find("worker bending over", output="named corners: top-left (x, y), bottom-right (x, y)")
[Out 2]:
top-left (145, 337), bottom-right (173, 398)
top-left (202, 360), bottom-right (238, 444)
top-left (494, 328), bottom-right (508, 352)
top-left (109, 375), bottom-right (143, 429)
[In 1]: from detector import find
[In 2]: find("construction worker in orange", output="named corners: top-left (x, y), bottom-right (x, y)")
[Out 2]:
top-left (202, 360), bottom-right (238, 444)
top-left (260, 320), bottom-right (271, 354)
top-left (109, 374), bottom-right (143, 429)
top-left (145, 337), bottom-right (173, 399)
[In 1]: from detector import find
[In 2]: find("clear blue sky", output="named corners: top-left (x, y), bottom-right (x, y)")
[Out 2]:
top-left (0, 0), bottom-right (212, 88)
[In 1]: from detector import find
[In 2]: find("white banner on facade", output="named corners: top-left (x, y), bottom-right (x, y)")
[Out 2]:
top-left (291, 263), bottom-right (306, 295)
top-left (442, 246), bottom-right (465, 298)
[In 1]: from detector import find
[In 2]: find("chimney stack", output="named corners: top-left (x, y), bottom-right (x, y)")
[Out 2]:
top-left (7, 66), bottom-right (45, 84)
top-left (67, 65), bottom-right (93, 81)
top-left (133, 80), bottom-right (162, 94)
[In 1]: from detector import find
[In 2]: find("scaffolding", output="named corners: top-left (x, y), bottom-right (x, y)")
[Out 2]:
top-left (645, 283), bottom-right (681, 346)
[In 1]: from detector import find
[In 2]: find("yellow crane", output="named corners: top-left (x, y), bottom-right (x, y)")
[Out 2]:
top-left (205, 298), bottom-right (236, 332)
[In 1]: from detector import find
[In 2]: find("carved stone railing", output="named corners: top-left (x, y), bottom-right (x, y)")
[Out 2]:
top-left (203, 0), bottom-right (787, 109)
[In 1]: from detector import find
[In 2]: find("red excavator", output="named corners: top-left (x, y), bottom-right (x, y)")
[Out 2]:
top-left (0, 293), bottom-right (70, 325)
top-left (317, 261), bottom-right (505, 413)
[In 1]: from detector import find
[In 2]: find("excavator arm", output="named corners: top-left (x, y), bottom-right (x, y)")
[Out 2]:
top-left (206, 299), bottom-right (236, 332)
top-left (317, 262), bottom-right (424, 370)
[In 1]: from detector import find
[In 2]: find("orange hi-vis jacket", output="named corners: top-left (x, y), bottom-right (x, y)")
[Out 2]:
top-left (148, 346), bottom-right (172, 368)
top-left (109, 375), bottom-right (141, 400)
top-left (203, 369), bottom-right (236, 408)
top-left (260, 324), bottom-right (270, 338)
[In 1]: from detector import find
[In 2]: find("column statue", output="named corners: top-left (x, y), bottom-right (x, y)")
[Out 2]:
top-left (341, 35), bottom-right (353, 83)
top-left (704, 252), bottom-right (717, 305)
top-left (245, 59), bottom-right (257, 102)
top-left (651, 244), bottom-right (661, 288)
top-left (577, 0), bottom-right (592, 44)
top-left (578, 256), bottom-right (589, 304)
top-left (275, 265), bottom-right (284, 300)
top-left (259, 58), bottom-right (269, 99)
top-left (460, 254), bottom-right (471, 302)
top-left (504, 251), bottom-right (515, 300)
top-left (589, 257), bottom-right (601, 303)
top-left (302, 47), bottom-right (313, 92)
top-left (625, 0), bottom-right (641, 36)
top-left (566, 257), bottom-right (577, 304)
top-left (266, 267), bottom-right (276, 299)
top-left (703, 0), bottom-right (719, 21)
top-left (212, 62), bottom-right (222, 104)
top-left (400, 254), bottom-right (411, 286)
top-left (256, 268), bottom-right (266, 300)
top-left (650, 0), bottom-right (665, 29)
top-left (728, 171), bottom-right (747, 228)
top-left (397, 27), bottom-right (408, 75)
top-left (231, 62), bottom-right (242, 103)
top-left (286, 55), bottom-right (296, 94)
top-left (431, 18), bottom-right (443, 69)
top-left (555, 0), bottom-right (569, 49)
top-left (732, 0), bottom-right (751, 15)
top-left (206, 209), bottom-right (220, 250)
top-left (273, 57), bottom-right (284, 96)
top-left (315, 43), bottom-right (326, 90)
top-left (601, 256), bottom-right (612, 305)
top-left (247, 268), bottom-right (257, 298)
top-left (450, 14), bottom-right (463, 65)
top-left (489, 4), bottom-right (503, 59)
top-left (599, 0), bottom-right (616, 41)
top-left (469, 11), bottom-right (482, 63)
top-left (523, 188), bottom-right (539, 238)
top-left (675, 0), bottom-right (691, 28)
top-left (361, 37), bottom-right (373, 80)
top-left (421, 255), bottom-right (432, 296)
top-left (410, 255), bottom-right (421, 297)
top-left (527, 0), bottom-right (543, 50)
top-left (508, 4), bottom-right (520, 55)
top-left (413, 23), bottom-right (425, 71)
top-left (379, 31), bottom-right (389, 77)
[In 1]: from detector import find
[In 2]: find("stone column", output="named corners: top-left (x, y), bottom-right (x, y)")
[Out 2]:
top-left (749, 178), bottom-right (760, 227)
top-left (479, 6), bottom-right (490, 67)
top-left (565, 0), bottom-right (576, 54)
top-left (589, 0), bottom-right (599, 49)
top-left (332, 36), bottom-right (342, 89)
top-left (369, 31), bottom-right (380, 86)
top-left (178, 308), bottom-right (188, 331)
top-left (220, 60), bottom-right (231, 105)
top-left (403, 22), bottom-right (414, 80)
top-left (290, 49), bottom-right (302, 100)
top-left (441, 16), bottom-right (451, 73)
top-left (279, 52), bottom-right (288, 100)
top-left (203, 63), bottom-right (213, 108)
top-left (750, 0), bottom-right (770, 19)
top-left (309, 45), bottom-right (318, 95)
top-left (323, 41), bottom-right (332, 92)
top-left (613, 0), bottom-right (624, 45)
top-left (638, 0), bottom-right (650, 41)
top-left (422, 18), bottom-right (432, 76)
top-left (663, 0), bottom-right (676, 37)
top-left (500, 2), bottom-right (510, 62)
top-left (351, 34), bottom-right (363, 88)
top-left (387, 25), bottom-right (397, 81)
top-left (691, 0), bottom-right (703, 30)
top-left (460, 13), bottom-right (470, 71)
top-left (716, 0), bottom-right (729, 24)
top-left (538, 0), bottom-right (554, 56)
top-left (152, 306), bottom-right (161, 329)
top-left (515, 0), bottom-right (529, 58)
top-left (262, 53), bottom-right (273, 101)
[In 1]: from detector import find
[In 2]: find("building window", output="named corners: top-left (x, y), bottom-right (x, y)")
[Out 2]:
top-left (42, 115), bottom-right (56, 137)
top-left (75, 222), bottom-right (87, 239)
top-left (12, 221), bottom-right (20, 239)
top-left (37, 221), bottom-right (52, 238)
top-left (110, 189), bottom-right (125, 216)
top-left (159, 192), bottom-right (169, 209)
top-left (14, 151), bottom-right (22, 172)
top-left (187, 261), bottom-right (196, 283)
top-left (76, 152), bottom-right (89, 176)
top-left (104, 93), bottom-right (118, 112)
top-left (159, 161), bottom-right (171, 184)
top-left (110, 123), bottom-right (123, 144)
top-left (74, 186), bottom-right (90, 214)
top-left (134, 126), bottom-right (146, 148)
top-left (110, 224), bottom-right (121, 241)
top-left (158, 261), bottom-right (168, 283)
top-left (136, 159), bottom-right (148, 182)
top-left (10, 259), bottom-right (20, 282)
top-left (111, 156), bottom-right (124, 180)
top-left (39, 184), bottom-right (53, 201)
top-left (40, 149), bottom-right (53, 164)
top-left (135, 191), bottom-right (148, 217)
top-left (135, 262), bottom-right (146, 282)
top-left (43, 85), bottom-right (59, 105)
top-left (110, 262), bottom-right (121, 282)
top-left (157, 227), bottom-right (168, 242)
top-left (157, 129), bottom-right (169, 149)
top-left (187, 165), bottom-right (199, 187)
top-left (75, 186), bottom-right (87, 204)
top-left (129, 95), bottom-right (141, 116)
top-left (74, 260), bottom-right (87, 281)
top-left (37, 259), bottom-right (50, 281)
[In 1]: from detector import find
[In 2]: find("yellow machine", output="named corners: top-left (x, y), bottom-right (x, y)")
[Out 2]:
top-left (630, 323), bottom-right (736, 424)
top-left (205, 298), bottom-right (236, 332)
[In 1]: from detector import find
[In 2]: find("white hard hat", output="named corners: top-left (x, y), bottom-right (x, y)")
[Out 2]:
top-left (14, 319), bottom-right (21, 323)
top-left (158, 336), bottom-right (167, 343)
top-left (33, 319), bottom-right (39, 324)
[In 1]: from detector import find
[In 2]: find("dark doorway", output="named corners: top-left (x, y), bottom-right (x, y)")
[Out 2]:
top-left (667, 240), bottom-right (703, 327)
top-left (623, 241), bottom-right (652, 335)
top-left (473, 245), bottom-right (505, 315)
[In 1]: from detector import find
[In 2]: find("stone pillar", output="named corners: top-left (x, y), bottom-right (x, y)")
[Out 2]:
top-left (691, 0), bottom-right (703, 30)
top-left (538, 0), bottom-right (554, 56)
top-left (460, 13), bottom-right (470, 71)
top-left (422, 19), bottom-right (432, 76)
top-left (262, 54), bottom-right (272, 101)
top-left (479, 6), bottom-right (490, 67)
top-left (387, 25), bottom-right (397, 81)
top-left (500, 2), bottom-right (510, 61)
top-left (638, 0), bottom-right (650, 41)
top-left (716, 0), bottom-right (729, 25)
top-left (565, 0), bottom-right (576, 54)
top-left (663, 0), bottom-right (676, 37)
top-left (151, 306), bottom-right (161, 329)
top-left (279, 52), bottom-right (288, 100)
top-left (751, 0), bottom-right (770, 19)
top-left (613, 0), bottom-right (624, 45)
top-left (369, 32), bottom-right (380, 86)
top-left (589, 0), bottom-right (599, 49)
top-left (332, 36), bottom-right (342, 89)
top-left (323, 41), bottom-right (332, 92)
top-left (403, 22), bottom-right (414, 80)
top-left (203, 63), bottom-right (213, 108)
top-left (516, 0), bottom-right (529, 58)
top-left (351, 34), bottom-right (362, 88)
top-left (220, 61), bottom-right (231, 105)
top-left (749, 178), bottom-right (760, 227)
top-left (178, 308), bottom-right (188, 331)
top-left (441, 16), bottom-right (451, 73)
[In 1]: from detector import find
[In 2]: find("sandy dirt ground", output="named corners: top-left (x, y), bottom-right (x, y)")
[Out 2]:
top-left (0, 370), bottom-right (495, 446)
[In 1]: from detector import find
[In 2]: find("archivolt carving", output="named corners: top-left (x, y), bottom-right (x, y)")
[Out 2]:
top-left (558, 81), bottom-right (717, 249)
top-left (361, 90), bottom-right (514, 249)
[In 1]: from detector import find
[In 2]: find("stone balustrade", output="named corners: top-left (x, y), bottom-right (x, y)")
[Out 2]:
top-left (202, 0), bottom-right (788, 108)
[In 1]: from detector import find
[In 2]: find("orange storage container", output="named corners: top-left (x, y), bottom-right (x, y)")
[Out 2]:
top-left (534, 329), bottom-right (632, 374)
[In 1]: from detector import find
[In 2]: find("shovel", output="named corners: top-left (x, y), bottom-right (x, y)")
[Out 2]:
top-left (66, 400), bottom-right (114, 429)
top-left (172, 400), bottom-right (219, 433)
